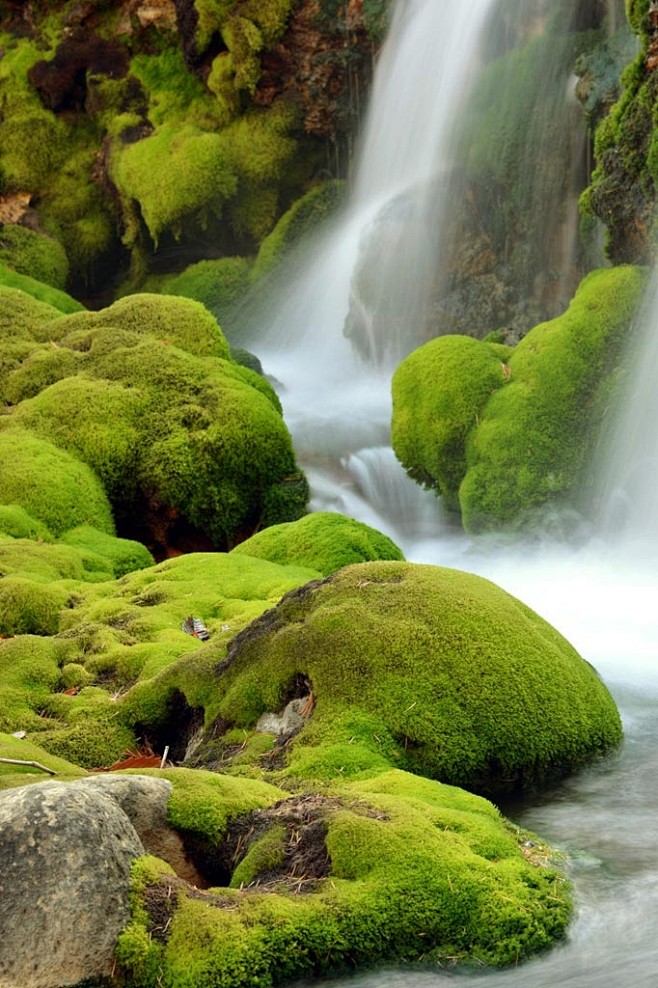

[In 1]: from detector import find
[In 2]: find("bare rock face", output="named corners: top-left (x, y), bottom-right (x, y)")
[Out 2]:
top-left (0, 781), bottom-right (145, 988)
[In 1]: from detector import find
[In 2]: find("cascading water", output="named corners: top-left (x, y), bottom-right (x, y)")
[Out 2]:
top-left (244, 2), bottom-right (658, 985)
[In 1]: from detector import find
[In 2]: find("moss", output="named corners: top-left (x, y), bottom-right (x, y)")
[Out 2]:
top-left (111, 124), bottom-right (238, 246)
top-left (117, 768), bottom-right (572, 984)
top-left (0, 538), bottom-right (114, 585)
top-left (458, 266), bottom-right (647, 530)
top-left (0, 431), bottom-right (115, 537)
top-left (34, 707), bottom-right (137, 770)
top-left (251, 180), bottom-right (346, 282)
top-left (213, 561), bottom-right (622, 796)
top-left (229, 824), bottom-right (287, 888)
top-left (0, 505), bottom-right (53, 542)
top-left (0, 576), bottom-right (69, 636)
top-left (392, 336), bottom-right (512, 510)
top-left (0, 286), bottom-right (62, 337)
top-left (0, 636), bottom-right (63, 731)
top-left (0, 225), bottom-right (69, 290)
top-left (3, 292), bottom-right (304, 548)
top-left (232, 512), bottom-right (404, 576)
top-left (0, 731), bottom-right (87, 790)
top-left (59, 526), bottom-right (154, 578)
top-left (159, 258), bottom-right (252, 327)
top-left (0, 262), bottom-right (84, 314)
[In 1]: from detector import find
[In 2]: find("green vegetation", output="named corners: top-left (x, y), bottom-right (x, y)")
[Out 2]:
top-left (0, 289), bottom-right (307, 548)
top-left (232, 511), bottom-right (404, 576)
top-left (0, 262), bottom-right (84, 314)
top-left (392, 336), bottom-right (511, 511)
top-left (117, 768), bottom-right (572, 985)
top-left (0, 225), bottom-right (69, 289)
top-left (392, 267), bottom-right (647, 530)
top-left (211, 561), bottom-right (622, 794)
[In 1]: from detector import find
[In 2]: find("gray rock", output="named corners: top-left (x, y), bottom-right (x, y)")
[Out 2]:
top-left (0, 781), bottom-right (144, 988)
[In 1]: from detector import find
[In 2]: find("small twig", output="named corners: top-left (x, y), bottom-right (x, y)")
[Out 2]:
top-left (159, 746), bottom-right (170, 769)
top-left (0, 757), bottom-right (57, 775)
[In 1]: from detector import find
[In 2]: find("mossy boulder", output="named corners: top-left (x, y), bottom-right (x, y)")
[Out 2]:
top-left (206, 561), bottom-right (622, 796)
top-left (151, 258), bottom-right (253, 332)
top-left (392, 335), bottom-right (512, 512)
top-left (117, 768), bottom-right (572, 984)
top-left (0, 430), bottom-right (114, 537)
top-left (0, 224), bottom-right (69, 289)
top-left (0, 261), bottom-right (83, 314)
top-left (59, 525), bottom-right (154, 579)
top-left (231, 511), bottom-right (404, 576)
top-left (0, 290), bottom-right (308, 551)
top-left (392, 266), bottom-right (647, 530)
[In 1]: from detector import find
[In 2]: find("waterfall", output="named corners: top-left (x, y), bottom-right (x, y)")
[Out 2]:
top-left (593, 279), bottom-right (658, 551)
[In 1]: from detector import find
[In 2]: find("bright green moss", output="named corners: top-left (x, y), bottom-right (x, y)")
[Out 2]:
top-left (0, 537), bottom-right (114, 585)
top-left (0, 576), bottom-right (69, 636)
top-left (111, 125), bottom-right (238, 246)
top-left (34, 707), bottom-right (137, 770)
top-left (229, 824), bottom-right (287, 888)
top-left (0, 431), bottom-right (114, 537)
top-left (459, 266), bottom-right (647, 530)
top-left (0, 286), bottom-right (62, 338)
top-left (3, 344), bottom-right (81, 404)
top-left (156, 258), bottom-right (252, 326)
top-left (0, 505), bottom-right (53, 541)
top-left (232, 512), bottom-right (404, 576)
top-left (0, 225), bottom-right (69, 290)
top-left (251, 180), bottom-right (346, 282)
top-left (0, 732), bottom-right (87, 790)
top-left (392, 336), bottom-right (512, 510)
top-left (59, 525), bottom-right (154, 578)
top-left (0, 636), bottom-right (63, 730)
top-left (213, 561), bottom-right (622, 795)
top-left (0, 262), bottom-right (84, 314)
top-left (117, 768), bottom-right (571, 984)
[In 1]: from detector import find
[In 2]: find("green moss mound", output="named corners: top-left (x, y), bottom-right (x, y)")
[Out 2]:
top-left (118, 769), bottom-right (571, 984)
top-left (251, 180), bottom-right (346, 282)
top-left (0, 262), bottom-right (83, 314)
top-left (459, 266), bottom-right (646, 530)
top-left (392, 335), bottom-right (512, 510)
top-left (0, 431), bottom-right (114, 537)
top-left (155, 258), bottom-right (252, 329)
top-left (0, 225), bottom-right (69, 290)
top-left (0, 505), bottom-right (53, 541)
top-left (1, 291), bottom-right (307, 549)
top-left (59, 525), bottom-right (154, 578)
top-left (0, 732), bottom-right (87, 790)
top-left (211, 561), bottom-right (622, 795)
top-left (392, 267), bottom-right (647, 531)
top-left (232, 511), bottom-right (405, 576)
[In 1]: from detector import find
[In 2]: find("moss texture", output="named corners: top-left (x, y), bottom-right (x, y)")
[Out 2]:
top-left (392, 267), bottom-right (647, 531)
top-left (0, 289), bottom-right (307, 549)
top-left (392, 336), bottom-right (512, 511)
top-left (0, 224), bottom-right (69, 289)
top-left (0, 430), bottom-right (114, 537)
top-left (231, 511), bottom-right (404, 576)
top-left (459, 266), bottom-right (646, 530)
top-left (209, 560), bottom-right (622, 795)
top-left (117, 769), bottom-right (571, 985)
top-left (0, 732), bottom-right (87, 790)
top-left (0, 261), bottom-right (84, 313)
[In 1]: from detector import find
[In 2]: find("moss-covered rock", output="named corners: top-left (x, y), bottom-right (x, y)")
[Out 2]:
top-left (459, 266), bottom-right (646, 530)
top-left (206, 561), bottom-right (622, 796)
top-left (0, 431), bottom-right (114, 537)
top-left (152, 258), bottom-right (253, 331)
top-left (59, 526), bottom-right (154, 579)
top-left (231, 511), bottom-right (404, 576)
top-left (0, 505), bottom-right (53, 541)
top-left (0, 291), bottom-right (307, 551)
top-left (392, 267), bottom-right (647, 530)
top-left (392, 335), bottom-right (512, 511)
top-left (0, 261), bottom-right (83, 314)
top-left (0, 224), bottom-right (69, 289)
top-left (117, 769), bottom-right (572, 984)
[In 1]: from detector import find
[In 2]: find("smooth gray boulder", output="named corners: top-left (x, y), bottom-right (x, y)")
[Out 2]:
top-left (0, 780), bottom-right (144, 988)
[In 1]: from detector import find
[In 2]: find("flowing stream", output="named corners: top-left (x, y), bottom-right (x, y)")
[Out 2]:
top-left (245, 0), bottom-right (658, 984)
